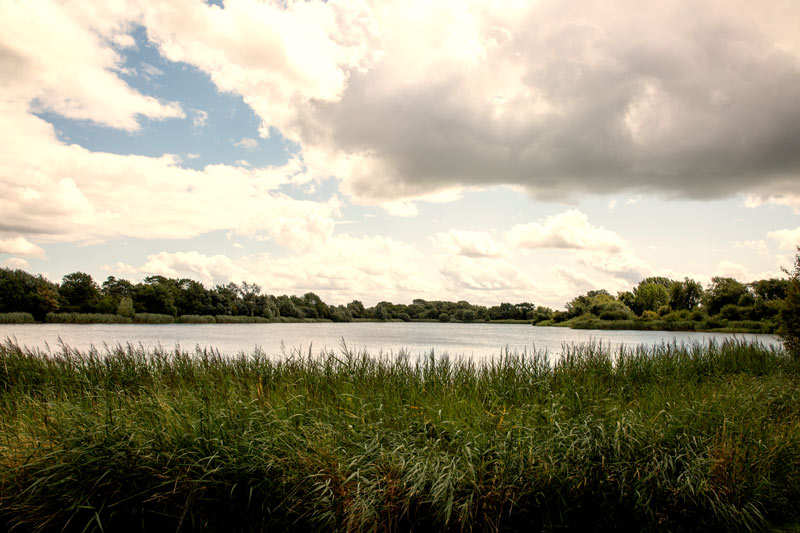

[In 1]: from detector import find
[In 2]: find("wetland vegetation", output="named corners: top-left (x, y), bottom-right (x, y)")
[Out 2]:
top-left (1, 338), bottom-right (799, 531)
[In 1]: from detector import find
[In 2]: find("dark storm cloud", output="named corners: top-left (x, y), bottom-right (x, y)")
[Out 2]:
top-left (300, 1), bottom-right (800, 203)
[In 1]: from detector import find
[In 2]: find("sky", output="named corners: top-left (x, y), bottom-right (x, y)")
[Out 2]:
top-left (1, 0), bottom-right (799, 309)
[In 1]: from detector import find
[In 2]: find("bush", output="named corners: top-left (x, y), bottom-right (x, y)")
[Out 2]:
top-left (720, 304), bottom-right (743, 321)
top-left (599, 309), bottom-right (632, 320)
top-left (690, 309), bottom-right (707, 322)
top-left (640, 310), bottom-right (660, 321)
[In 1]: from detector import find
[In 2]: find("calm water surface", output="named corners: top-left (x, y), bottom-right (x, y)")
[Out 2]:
top-left (0, 322), bottom-right (781, 360)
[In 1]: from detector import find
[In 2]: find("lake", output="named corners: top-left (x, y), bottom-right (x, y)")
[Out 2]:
top-left (0, 322), bottom-right (781, 360)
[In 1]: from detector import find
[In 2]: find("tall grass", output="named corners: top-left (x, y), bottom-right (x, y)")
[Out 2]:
top-left (132, 313), bottom-right (175, 324)
top-left (177, 314), bottom-right (217, 324)
top-left (45, 312), bottom-right (132, 324)
top-left (0, 339), bottom-right (797, 531)
top-left (0, 312), bottom-right (35, 324)
top-left (213, 315), bottom-right (271, 323)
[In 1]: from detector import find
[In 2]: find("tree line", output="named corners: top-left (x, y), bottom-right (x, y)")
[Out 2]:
top-left (0, 266), bottom-right (794, 332)
top-left (552, 275), bottom-right (788, 329)
top-left (0, 269), bottom-right (544, 323)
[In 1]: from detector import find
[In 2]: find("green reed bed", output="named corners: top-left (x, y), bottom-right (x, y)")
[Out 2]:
top-left (0, 312), bottom-right (35, 324)
top-left (213, 315), bottom-right (272, 324)
top-left (44, 313), bottom-right (132, 324)
top-left (177, 314), bottom-right (217, 324)
top-left (132, 313), bottom-right (175, 324)
top-left (0, 339), bottom-right (797, 532)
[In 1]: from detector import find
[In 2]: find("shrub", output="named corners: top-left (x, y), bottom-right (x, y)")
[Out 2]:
top-left (640, 310), bottom-right (660, 321)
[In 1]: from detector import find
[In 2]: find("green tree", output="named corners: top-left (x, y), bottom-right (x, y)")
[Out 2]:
top-left (276, 295), bottom-right (303, 319)
top-left (779, 250), bottom-right (800, 359)
top-left (633, 283), bottom-right (670, 315)
top-left (116, 296), bottom-right (135, 319)
top-left (0, 268), bottom-right (60, 320)
top-left (668, 278), bottom-right (703, 311)
top-left (346, 300), bottom-right (367, 319)
top-left (59, 272), bottom-right (101, 313)
top-left (566, 290), bottom-right (611, 318)
top-left (102, 276), bottom-right (134, 300)
top-left (134, 277), bottom-right (178, 316)
top-left (703, 277), bottom-right (749, 316)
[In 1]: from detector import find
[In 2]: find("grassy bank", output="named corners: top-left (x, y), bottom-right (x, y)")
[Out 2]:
top-left (0, 340), bottom-right (798, 531)
top-left (538, 316), bottom-right (777, 334)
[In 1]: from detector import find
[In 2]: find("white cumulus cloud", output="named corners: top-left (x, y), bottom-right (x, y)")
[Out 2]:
top-left (0, 236), bottom-right (46, 258)
top-left (508, 210), bottom-right (628, 253)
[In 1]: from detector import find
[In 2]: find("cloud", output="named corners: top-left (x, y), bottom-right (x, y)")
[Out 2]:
top-left (713, 259), bottom-right (783, 282)
top-left (433, 230), bottom-right (506, 258)
top-left (439, 256), bottom-right (531, 291)
top-left (0, 236), bottom-right (46, 258)
top-left (0, 0), bottom-right (183, 131)
top-left (235, 137), bottom-right (258, 150)
top-left (508, 209), bottom-right (627, 253)
top-left (0, 99), bottom-right (340, 244)
top-left (767, 227), bottom-right (800, 251)
top-left (552, 266), bottom-right (604, 296)
top-left (191, 109), bottom-right (208, 128)
top-left (575, 250), bottom-right (651, 283)
top-left (745, 193), bottom-right (800, 213)
top-left (2, 257), bottom-right (30, 270)
top-left (140, 62), bottom-right (164, 81)
top-left (138, 251), bottom-right (250, 286)
top-left (733, 239), bottom-right (769, 256)
top-left (138, 0), bottom-right (800, 206)
top-left (124, 233), bottom-right (434, 304)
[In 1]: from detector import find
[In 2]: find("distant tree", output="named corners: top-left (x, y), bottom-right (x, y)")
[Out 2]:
top-left (752, 279), bottom-right (788, 301)
top-left (237, 282), bottom-right (262, 317)
top-left (102, 276), bottom-right (134, 299)
top-left (703, 277), bottom-right (749, 316)
top-left (0, 268), bottom-right (60, 320)
top-left (668, 278), bottom-right (704, 311)
top-left (210, 284), bottom-right (238, 315)
top-left (134, 277), bottom-right (178, 316)
top-left (632, 283), bottom-right (669, 315)
top-left (530, 306), bottom-right (554, 324)
top-left (276, 295), bottom-right (303, 319)
top-left (174, 279), bottom-right (212, 316)
top-left (346, 300), bottom-right (367, 319)
top-left (778, 249), bottom-right (800, 359)
top-left (59, 272), bottom-right (101, 313)
top-left (116, 296), bottom-right (135, 319)
top-left (301, 292), bottom-right (330, 320)
top-left (566, 290), bottom-right (611, 318)
top-left (617, 291), bottom-right (636, 312)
